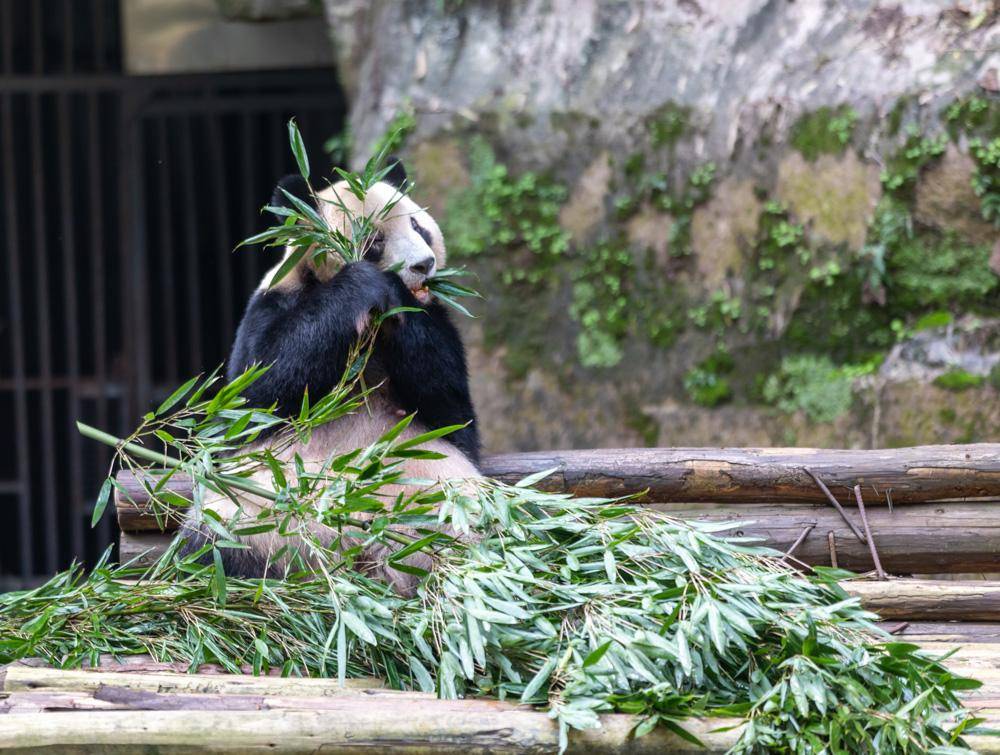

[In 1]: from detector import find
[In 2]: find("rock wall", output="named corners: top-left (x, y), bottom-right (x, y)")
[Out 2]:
top-left (323, 0), bottom-right (1000, 453)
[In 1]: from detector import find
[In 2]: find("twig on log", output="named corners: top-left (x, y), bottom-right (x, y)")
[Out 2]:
top-left (854, 484), bottom-right (887, 580)
top-left (828, 531), bottom-right (838, 568)
top-left (805, 468), bottom-right (866, 542)
top-left (886, 622), bottom-right (910, 635)
top-left (779, 524), bottom-right (815, 565)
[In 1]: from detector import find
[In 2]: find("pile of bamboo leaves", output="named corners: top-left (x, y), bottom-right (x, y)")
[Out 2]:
top-left (0, 361), bottom-right (985, 754)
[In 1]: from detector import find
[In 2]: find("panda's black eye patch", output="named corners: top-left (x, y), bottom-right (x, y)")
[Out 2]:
top-left (411, 217), bottom-right (433, 246)
top-left (364, 231), bottom-right (385, 264)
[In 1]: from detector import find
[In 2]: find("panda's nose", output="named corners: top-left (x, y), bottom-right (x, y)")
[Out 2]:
top-left (409, 256), bottom-right (435, 277)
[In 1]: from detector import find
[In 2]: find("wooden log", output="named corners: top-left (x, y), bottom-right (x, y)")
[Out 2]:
top-left (0, 666), bottom-right (382, 698)
top-left (118, 499), bottom-right (1000, 574)
top-left (847, 579), bottom-right (1000, 621)
top-left (112, 444), bottom-right (1000, 525)
top-left (878, 622), bottom-right (1000, 643)
top-left (651, 500), bottom-right (1000, 574)
top-left (0, 706), bottom-right (742, 754)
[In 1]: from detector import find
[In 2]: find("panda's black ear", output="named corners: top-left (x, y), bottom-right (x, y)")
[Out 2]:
top-left (270, 174), bottom-right (313, 212)
top-left (383, 157), bottom-right (408, 189)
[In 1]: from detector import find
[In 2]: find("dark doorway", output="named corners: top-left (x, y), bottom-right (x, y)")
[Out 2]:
top-left (0, 0), bottom-right (346, 587)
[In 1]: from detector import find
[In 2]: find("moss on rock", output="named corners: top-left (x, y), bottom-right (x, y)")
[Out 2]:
top-left (776, 151), bottom-right (881, 249)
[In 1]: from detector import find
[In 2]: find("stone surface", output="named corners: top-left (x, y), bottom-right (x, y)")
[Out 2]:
top-left (691, 177), bottom-right (761, 289)
top-left (559, 153), bottom-right (612, 243)
top-left (915, 144), bottom-right (998, 245)
top-left (321, 0), bottom-right (999, 452)
top-left (776, 152), bottom-right (882, 249)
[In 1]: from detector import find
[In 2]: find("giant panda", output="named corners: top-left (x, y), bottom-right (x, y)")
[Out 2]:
top-left (180, 161), bottom-right (481, 594)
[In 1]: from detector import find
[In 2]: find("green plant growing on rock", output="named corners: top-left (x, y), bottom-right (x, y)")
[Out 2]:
top-left (688, 290), bottom-right (742, 333)
top-left (570, 242), bottom-right (634, 368)
top-left (763, 355), bottom-right (876, 424)
top-left (655, 162), bottom-right (716, 258)
top-left (789, 105), bottom-right (857, 161)
top-left (372, 106), bottom-right (417, 157)
top-left (444, 138), bottom-right (569, 285)
top-left (683, 346), bottom-right (735, 407)
top-left (933, 369), bottom-right (986, 392)
top-left (969, 136), bottom-right (1000, 225)
top-left (880, 127), bottom-right (947, 199)
top-left (646, 101), bottom-right (692, 149)
top-left (886, 231), bottom-right (997, 311)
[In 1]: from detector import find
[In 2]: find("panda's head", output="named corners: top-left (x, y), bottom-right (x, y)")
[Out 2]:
top-left (261, 160), bottom-right (445, 301)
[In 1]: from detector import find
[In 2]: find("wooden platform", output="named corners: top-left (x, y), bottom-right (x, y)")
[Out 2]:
top-left (5, 444), bottom-right (1000, 752)
top-left (1, 650), bottom-right (999, 753)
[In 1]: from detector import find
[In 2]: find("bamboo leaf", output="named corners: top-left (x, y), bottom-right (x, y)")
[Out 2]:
top-left (287, 118), bottom-right (310, 181)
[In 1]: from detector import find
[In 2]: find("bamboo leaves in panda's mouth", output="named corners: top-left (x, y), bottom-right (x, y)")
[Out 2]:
top-left (237, 119), bottom-right (481, 318)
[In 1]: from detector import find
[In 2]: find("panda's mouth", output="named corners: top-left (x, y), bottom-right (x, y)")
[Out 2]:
top-left (412, 285), bottom-right (431, 304)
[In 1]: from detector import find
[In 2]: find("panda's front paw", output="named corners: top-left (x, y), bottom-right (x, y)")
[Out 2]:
top-left (337, 261), bottom-right (400, 310)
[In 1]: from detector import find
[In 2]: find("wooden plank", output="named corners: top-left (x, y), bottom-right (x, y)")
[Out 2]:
top-left (118, 499), bottom-right (1000, 575)
top-left (113, 444), bottom-right (1000, 524)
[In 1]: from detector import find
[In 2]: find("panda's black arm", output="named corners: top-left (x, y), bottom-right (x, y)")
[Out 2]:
top-left (227, 261), bottom-right (399, 415)
top-left (378, 274), bottom-right (481, 465)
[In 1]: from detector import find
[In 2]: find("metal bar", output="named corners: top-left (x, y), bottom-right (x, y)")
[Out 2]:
top-left (0, 91), bottom-right (34, 576)
top-left (239, 110), bottom-right (258, 297)
top-left (0, 72), bottom-right (333, 95)
top-left (0, 482), bottom-right (24, 495)
top-left (28, 88), bottom-right (59, 573)
top-left (120, 92), bottom-right (153, 423)
top-left (0, 376), bottom-right (126, 393)
top-left (139, 93), bottom-right (334, 117)
top-left (57, 89), bottom-right (85, 561)
top-left (93, 0), bottom-right (106, 74)
top-left (154, 117), bottom-right (179, 387)
top-left (1, 0), bottom-right (13, 75)
top-left (63, 0), bottom-right (74, 75)
top-left (30, 2), bottom-right (42, 75)
top-left (206, 113), bottom-right (234, 342)
top-left (87, 90), bottom-right (112, 548)
top-left (178, 116), bottom-right (203, 373)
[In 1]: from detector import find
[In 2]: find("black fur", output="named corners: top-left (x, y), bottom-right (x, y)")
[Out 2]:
top-left (270, 174), bottom-right (312, 213)
top-left (383, 157), bottom-right (407, 190)
top-left (227, 261), bottom-right (480, 463)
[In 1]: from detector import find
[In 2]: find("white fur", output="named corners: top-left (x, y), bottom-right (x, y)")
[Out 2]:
top-left (260, 181), bottom-right (446, 293)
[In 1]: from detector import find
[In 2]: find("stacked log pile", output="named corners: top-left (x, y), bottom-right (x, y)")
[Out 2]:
top-left (116, 444), bottom-right (1000, 575)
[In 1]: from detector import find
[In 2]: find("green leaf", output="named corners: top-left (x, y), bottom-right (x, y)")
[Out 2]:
top-left (155, 375), bottom-right (200, 416)
top-left (288, 118), bottom-right (310, 181)
top-left (266, 246), bottom-right (308, 289)
top-left (520, 657), bottom-right (556, 703)
top-left (211, 548), bottom-right (227, 606)
top-left (583, 640), bottom-right (613, 668)
top-left (342, 611), bottom-right (376, 645)
top-left (91, 478), bottom-right (112, 528)
top-left (515, 466), bottom-right (559, 488)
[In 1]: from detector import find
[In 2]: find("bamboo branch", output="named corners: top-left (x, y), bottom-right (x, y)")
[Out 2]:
top-left (806, 469), bottom-right (866, 542)
top-left (854, 484), bottom-right (886, 580)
